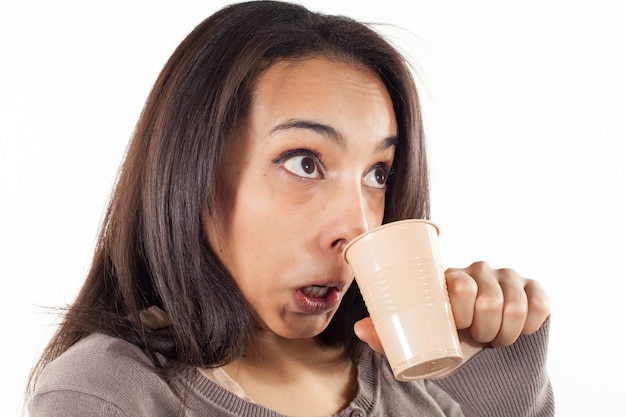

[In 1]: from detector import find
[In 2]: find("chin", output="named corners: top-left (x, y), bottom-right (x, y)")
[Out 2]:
top-left (277, 314), bottom-right (335, 340)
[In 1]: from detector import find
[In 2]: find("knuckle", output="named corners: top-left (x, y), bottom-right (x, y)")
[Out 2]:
top-left (475, 294), bottom-right (503, 314)
top-left (503, 301), bottom-right (528, 321)
top-left (496, 267), bottom-right (518, 280)
top-left (448, 275), bottom-right (477, 297)
top-left (470, 260), bottom-right (491, 273)
top-left (529, 294), bottom-right (551, 316)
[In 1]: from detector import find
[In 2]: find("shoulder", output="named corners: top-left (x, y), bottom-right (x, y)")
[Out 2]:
top-left (29, 333), bottom-right (179, 416)
top-left (37, 333), bottom-right (160, 389)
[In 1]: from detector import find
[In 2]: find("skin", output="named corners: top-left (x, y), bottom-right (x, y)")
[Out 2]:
top-left (204, 57), bottom-right (551, 415)
top-left (206, 57), bottom-right (397, 341)
top-left (356, 262), bottom-right (551, 363)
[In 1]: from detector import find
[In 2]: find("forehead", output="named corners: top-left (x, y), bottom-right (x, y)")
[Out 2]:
top-left (246, 57), bottom-right (397, 136)
top-left (252, 57), bottom-right (387, 102)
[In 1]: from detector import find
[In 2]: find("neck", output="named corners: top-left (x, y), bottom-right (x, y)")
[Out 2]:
top-left (221, 331), bottom-right (357, 416)
top-left (230, 330), bottom-right (348, 376)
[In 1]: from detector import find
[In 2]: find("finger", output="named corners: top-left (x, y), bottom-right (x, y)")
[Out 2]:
top-left (469, 263), bottom-right (504, 343)
top-left (354, 317), bottom-right (385, 354)
top-left (522, 279), bottom-right (551, 335)
top-left (457, 328), bottom-right (489, 362)
top-left (445, 268), bottom-right (478, 329)
top-left (492, 269), bottom-right (528, 346)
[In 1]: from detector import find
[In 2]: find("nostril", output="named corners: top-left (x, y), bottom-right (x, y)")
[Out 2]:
top-left (332, 238), bottom-right (348, 252)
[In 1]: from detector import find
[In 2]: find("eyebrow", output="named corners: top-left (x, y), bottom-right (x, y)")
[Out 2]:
top-left (270, 119), bottom-right (398, 152)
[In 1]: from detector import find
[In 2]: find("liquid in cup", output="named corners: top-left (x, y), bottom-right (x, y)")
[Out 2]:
top-left (343, 219), bottom-right (463, 380)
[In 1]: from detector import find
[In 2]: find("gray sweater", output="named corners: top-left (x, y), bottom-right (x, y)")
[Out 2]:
top-left (28, 322), bottom-right (553, 416)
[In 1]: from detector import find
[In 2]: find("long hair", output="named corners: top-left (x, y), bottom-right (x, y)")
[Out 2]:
top-left (29, 0), bottom-right (429, 391)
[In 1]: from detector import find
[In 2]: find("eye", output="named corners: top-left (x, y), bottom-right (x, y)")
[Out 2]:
top-left (279, 151), bottom-right (323, 179)
top-left (363, 164), bottom-right (390, 189)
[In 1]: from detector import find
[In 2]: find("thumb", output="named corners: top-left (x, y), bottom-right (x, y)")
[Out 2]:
top-left (354, 317), bottom-right (385, 354)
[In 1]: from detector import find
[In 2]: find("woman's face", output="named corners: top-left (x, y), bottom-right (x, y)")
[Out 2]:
top-left (206, 57), bottom-right (397, 340)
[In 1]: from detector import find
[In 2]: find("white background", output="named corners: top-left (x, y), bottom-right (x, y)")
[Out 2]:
top-left (1, 1), bottom-right (624, 415)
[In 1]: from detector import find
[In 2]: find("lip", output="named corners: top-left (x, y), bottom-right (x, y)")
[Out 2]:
top-left (292, 284), bottom-right (343, 314)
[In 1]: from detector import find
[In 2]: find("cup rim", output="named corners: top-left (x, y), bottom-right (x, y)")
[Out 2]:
top-left (341, 219), bottom-right (439, 263)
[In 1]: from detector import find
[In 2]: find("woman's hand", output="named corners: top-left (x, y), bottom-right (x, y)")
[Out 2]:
top-left (354, 261), bottom-right (551, 362)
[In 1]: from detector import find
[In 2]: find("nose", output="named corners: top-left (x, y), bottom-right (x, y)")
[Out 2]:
top-left (321, 182), bottom-right (377, 254)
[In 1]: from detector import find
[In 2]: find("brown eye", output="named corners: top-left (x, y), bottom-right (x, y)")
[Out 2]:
top-left (282, 154), bottom-right (322, 179)
top-left (301, 156), bottom-right (316, 174)
top-left (363, 165), bottom-right (389, 189)
top-left (374, 166), bottom-right (386, 184)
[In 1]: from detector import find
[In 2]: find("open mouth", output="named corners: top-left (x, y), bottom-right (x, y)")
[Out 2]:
top-left (294, 284), bottom-right (341, 314)
top-left (301, 285), bottom-right (331, 298)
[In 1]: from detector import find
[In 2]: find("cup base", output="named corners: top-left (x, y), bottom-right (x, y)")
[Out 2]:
top-left (394, 349), bottom-right (463, 381)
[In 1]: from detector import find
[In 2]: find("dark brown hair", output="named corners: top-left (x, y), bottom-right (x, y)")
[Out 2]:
top-left (29, 0), bottom-right (429, 390)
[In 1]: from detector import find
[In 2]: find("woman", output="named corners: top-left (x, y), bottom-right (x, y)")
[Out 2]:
top-left (27, 1), bottom-right (553, 416)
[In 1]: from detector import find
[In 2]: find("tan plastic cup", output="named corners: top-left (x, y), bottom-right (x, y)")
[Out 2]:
top-left (343, 219), bottom-right (463, 381)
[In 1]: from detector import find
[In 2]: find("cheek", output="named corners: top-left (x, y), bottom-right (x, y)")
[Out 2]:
top-left (226, 182), bottom-right (285, 266)
top-left (364, 189), bottom-right (387, 227)
top-left (237, 168), bottom-right (320, 229)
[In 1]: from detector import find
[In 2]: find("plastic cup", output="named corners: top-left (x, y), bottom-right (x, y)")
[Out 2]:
top-left (343, 219), bottom-right (463, 381)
